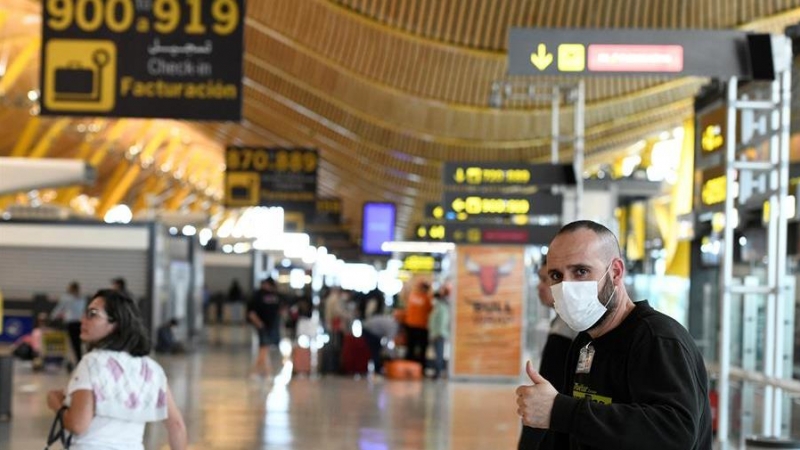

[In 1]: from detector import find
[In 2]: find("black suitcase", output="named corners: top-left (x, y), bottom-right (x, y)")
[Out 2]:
top-left (318, 342), bottom-right (341, 375)
top-left (0, 353), bottom-right (13, 421)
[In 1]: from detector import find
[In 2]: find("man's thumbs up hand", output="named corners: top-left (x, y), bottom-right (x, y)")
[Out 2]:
top-left (515, 361), bottom-right (557, 429)
top-left (526, 360), bottom-right (548, 384)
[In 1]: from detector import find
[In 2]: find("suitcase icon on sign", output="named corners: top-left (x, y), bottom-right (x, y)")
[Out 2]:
top-left (54, 49), bottom-right (110, 102)
top-left (226, 173), bottom-right (260, 206)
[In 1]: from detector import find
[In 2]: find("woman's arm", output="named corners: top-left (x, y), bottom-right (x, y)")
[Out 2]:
top-left (48, 389), bottom-right (94, 435)
top-left (163, 388), bottom-right (187, 450)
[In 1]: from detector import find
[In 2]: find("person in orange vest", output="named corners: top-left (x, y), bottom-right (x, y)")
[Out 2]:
top-left (403, 280), bottom-right (433, 370)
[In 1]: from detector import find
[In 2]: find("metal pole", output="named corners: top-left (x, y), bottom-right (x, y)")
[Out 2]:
top-left (718, 76), bottom-right (738, 449)
top-left (772, 64), bottom-right (792, 436)
top-left (761, 74), bottom-right (782, 437)
top-left (551, 85), bottom-right (560, 164)
top-left (574, 81), bottom-right (585, 220)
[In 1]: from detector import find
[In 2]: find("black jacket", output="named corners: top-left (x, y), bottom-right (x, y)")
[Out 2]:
top-left (548, 301), bottom-right (712, 450)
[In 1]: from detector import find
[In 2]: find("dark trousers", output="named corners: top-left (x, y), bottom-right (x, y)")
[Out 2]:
top-left (215, 299), bottom-right (224, 323)
top-left (362, 330), bottom-right (384, 373)
top-left (405, 326), bottom-right (429, 368)
top-left (66, 321), bottom-right (83, 362)
top-left (432, 336), bottom-right (445, 377)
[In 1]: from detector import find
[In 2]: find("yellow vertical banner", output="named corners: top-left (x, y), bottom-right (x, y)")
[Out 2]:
top-left (453, 245), bottom-right (525, 379)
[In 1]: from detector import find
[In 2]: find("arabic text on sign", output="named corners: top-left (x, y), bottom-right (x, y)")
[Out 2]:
top-left (46, 0), bottom-right (240, 36)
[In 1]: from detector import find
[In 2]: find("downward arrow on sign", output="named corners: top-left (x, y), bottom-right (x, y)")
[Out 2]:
top-left (530, 43), bottom-right (553, 71)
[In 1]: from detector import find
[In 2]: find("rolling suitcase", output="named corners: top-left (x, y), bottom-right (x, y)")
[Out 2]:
top-left (385, 359), bottom-right (423, 380)
top-left (341, 334), bottom-right (370, 375)
top-left (319, 342), bottom-right (341, 375)
top-left (292, 346), bottom-right (311, 375)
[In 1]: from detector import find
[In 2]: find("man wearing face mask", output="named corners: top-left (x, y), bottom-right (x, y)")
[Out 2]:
top-left (515, 220), bottom-right (711, 450)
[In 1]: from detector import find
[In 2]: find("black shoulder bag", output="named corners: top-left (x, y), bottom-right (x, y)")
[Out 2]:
top-left (44, 406), bottom-right (72, 449)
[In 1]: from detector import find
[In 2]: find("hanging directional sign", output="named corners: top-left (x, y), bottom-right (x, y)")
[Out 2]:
top-left (443, 162), bottom-right (576, 188)
top-left (225, 146), bottom-right (318, 209)
top-left (509, 28), bottom-right (753, 78)
top-left (41, 0), bottom-right (245, 120)
top-left (443, 192), bottom-right (562, 218)
top-left (446, 224), bottom-right (560, 245)
top-left (415, 223), bottom-right (446, 241)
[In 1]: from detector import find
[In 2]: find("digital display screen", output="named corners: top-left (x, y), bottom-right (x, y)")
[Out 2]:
top-left (362, 202), bottom-right (396, 255)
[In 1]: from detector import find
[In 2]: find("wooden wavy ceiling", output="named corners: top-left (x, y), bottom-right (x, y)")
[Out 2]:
top-left (1, 0), bottom-right (800, 247)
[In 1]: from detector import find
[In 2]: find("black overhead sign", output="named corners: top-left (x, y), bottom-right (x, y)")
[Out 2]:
top-left (446, 224), bottom-right (560, 246)
top-left (508, 28), bottom-right (752, 78)
top-left (443, 163), bottom-right (576, 188)
top-left (225, 147), bottom-right (318, 210)
top-left (443, 192), bottom-right (562, 218)
top-left (40, 0), bottom-right (244, 120)
top-left (313, 197), bottom-right (343, 225)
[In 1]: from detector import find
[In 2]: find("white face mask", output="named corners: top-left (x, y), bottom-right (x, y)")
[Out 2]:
top-left (551, 265), bottom-right (616, 332)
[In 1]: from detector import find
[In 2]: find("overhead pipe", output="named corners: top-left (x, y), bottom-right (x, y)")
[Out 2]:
top-left (0, 157), bottom-right (95, 195)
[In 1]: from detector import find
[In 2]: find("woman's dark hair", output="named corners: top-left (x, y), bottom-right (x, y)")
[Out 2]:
top-left (88, 289), bottom-right (151, 356)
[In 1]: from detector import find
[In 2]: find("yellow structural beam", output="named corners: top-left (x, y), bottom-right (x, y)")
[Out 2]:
top-left (0, 37), bottom-right (40, 94)
top-left (10, 116), bottom-right (41, 157)
top-left (95, 160), bottom-right (135, 219)
top-left (52, 120), bottom-right (110, 204)
top-left (164, 186), bottom-right (192, 210)
top-left (153, 134), bottom-right (183, 172)
top-left (129, 134), bottom-right (183, 212)
top-left (96, 126), bottom-right (169, 218)
top-left (28, 118), bottom-right (71, 159)
top-left (89, 120), bottom-right (132, 166)
top-left (163, 152), bottom-right (209, 211)
top-left (132, 175), bottom-right (169, 213)
top-left (55, 120), bottom-right (132, 207)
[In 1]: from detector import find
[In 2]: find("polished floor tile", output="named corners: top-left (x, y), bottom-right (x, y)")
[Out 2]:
top-left (1, 326), bottom-right (520, 449)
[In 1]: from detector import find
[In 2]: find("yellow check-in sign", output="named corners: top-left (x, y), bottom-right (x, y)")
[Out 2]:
top-left (44, 39), bottom-right (117, 112)
top-left (225, 172), bottom-right (260, 207)
top-left (558, 43), bottom-right (586, 72)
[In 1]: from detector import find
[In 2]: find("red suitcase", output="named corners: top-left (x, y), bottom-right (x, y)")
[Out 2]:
top-left (341, 334), bottom-right (370, 375)
top-left (292, 346), bottom-right (311, 375)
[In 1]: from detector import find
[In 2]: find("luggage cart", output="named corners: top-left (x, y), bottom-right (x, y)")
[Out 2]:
top-left (39, 328), bottom-right (69, 371)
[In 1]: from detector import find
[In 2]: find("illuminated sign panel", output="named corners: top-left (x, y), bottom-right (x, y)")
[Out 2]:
top-left (416, 224), bottom-right (446, 241)
top-left (41, 0), bottom-right (244, 120)
top-left (443, 192), bottom-right (562, 218)
top-left (509, 28), bottom-right (751, 78)
top-left (402, 255), bottom-right (441, 273)
top-left (587, 44), bottom-right (683, 73)
top-left (225, 147), bottom-right (318, 210)
top-left (312, 197), bottom-right (342, 224)
top-left (424, 203), bottom-right (445, 221)
top-left (696, 167), bottom-right (729, 210)
top-left (446, 224), bottom-right (560, 245)
top-left (362, 202), bottom-right (396, 256)
top-left (443, 163), bottom-right (575, 188)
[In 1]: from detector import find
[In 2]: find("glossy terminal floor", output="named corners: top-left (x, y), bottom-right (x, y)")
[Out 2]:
top-left (0, 325), bottom-right (520, 450)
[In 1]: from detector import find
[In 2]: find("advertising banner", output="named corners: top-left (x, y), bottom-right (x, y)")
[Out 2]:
top-left (452, 245), bottom-right (526, 379)
top-left (40, 0), bottom-right (245, 120)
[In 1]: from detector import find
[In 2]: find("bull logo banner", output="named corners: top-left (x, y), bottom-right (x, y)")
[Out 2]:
top-left (452, 245), bottom-right (525, 379)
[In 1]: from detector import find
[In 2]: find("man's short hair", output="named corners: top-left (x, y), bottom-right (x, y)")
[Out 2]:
top-left (556, 220), bottom-right (622, 259)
